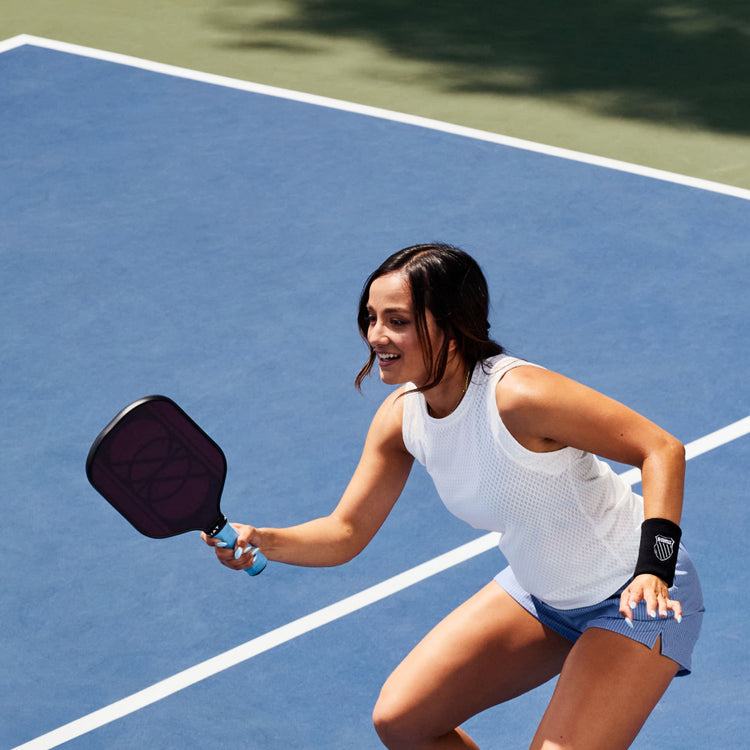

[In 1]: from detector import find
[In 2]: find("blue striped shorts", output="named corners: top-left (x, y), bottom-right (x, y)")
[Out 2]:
top-left (494, 543), bottom-right (704, 675)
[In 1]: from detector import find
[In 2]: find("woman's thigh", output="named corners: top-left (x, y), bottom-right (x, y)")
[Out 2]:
top-left (530, 628), bottom-right (679, 750)
top-left (373, 581), bottom-right (572, 742)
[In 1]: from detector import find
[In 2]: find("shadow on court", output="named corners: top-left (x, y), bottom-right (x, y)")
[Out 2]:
top-left (209, 0), bottom-right (750, 135)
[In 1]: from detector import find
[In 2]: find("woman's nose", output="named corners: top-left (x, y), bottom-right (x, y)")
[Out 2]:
top-left (368, 318), bottom-right (387, 345)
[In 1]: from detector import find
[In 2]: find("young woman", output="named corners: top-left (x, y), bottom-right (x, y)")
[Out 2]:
top-left (204, 243), bottom-right (703, 749)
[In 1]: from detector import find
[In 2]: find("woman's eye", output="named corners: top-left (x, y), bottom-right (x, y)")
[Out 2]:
top-left (366, 313), bottom-right (409, 327)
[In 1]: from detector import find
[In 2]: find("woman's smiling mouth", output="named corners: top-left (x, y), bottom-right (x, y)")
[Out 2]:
top-left (376, 352), bottom-right (401, 366)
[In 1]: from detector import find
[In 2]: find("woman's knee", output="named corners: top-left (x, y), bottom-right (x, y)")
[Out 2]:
top-left (372, 683), bottom-right (420, 749)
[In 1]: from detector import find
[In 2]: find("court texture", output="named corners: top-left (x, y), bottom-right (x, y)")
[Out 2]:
top-left (1, 26), bottom-right (749, 750)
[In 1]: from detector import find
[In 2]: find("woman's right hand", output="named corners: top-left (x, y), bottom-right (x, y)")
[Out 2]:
top-left (201, 523), bottom-right (262, 570)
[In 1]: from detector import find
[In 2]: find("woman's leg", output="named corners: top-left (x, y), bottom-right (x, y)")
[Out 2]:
top-left (530, 628), bottom-right (679, 750)
top-left (373, 582), bottom-right (572, 750)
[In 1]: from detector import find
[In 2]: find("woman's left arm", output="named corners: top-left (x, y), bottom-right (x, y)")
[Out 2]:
top-left (496, 366), bottom-right (686, 623)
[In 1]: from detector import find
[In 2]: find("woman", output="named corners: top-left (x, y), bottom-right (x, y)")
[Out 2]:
top-left (204, 243), bottom-right (703, 749)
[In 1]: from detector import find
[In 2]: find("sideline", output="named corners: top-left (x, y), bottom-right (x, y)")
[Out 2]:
top-left (2, 33), bottom-right (750, 203)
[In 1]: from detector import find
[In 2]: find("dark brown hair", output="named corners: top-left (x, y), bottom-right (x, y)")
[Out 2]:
top-left (355, 243), bottom-right (503, 391)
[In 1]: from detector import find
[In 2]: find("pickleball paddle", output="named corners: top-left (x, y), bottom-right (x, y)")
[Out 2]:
top-left (86, 395), bottom-right (266, 576)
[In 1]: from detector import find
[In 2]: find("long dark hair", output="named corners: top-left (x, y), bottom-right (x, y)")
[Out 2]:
top-left (355, 243), bottom-right (503, 391)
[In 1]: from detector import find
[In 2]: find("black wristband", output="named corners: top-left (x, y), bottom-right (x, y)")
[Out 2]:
top-left (633, 518), bottom-right (682, 587)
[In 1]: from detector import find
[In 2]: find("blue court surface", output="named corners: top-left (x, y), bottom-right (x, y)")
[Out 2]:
top-left (1, 36), bottom-right (749, 749)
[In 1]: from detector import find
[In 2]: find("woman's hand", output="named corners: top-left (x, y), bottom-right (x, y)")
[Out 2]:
top-left (201, 523), bottom-right (262, 571)
top-left (619, 573), bottom-right (682, 626)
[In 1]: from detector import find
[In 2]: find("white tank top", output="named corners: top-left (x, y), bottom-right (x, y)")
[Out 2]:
top-left (402, 355), bottom-right (644, 609)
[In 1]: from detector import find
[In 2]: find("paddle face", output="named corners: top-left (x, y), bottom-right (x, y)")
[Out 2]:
top-left (86, 396), bottom-right (229, 539)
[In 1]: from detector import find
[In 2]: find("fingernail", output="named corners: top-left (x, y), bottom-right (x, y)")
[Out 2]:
top-left (216, 542), bottom-right (228, 548)
top-left (234, 546), bottom-right (245, 560)
top-left (675, 614), bottom-right (682, 623)
top-left (649, 610), bottom-right (657, 619)
top-left (625, 618), bottom-right (634, 629)
top-left (629, 601), bottom-right (638, 610)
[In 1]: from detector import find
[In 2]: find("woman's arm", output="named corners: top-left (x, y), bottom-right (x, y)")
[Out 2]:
top-left (496, 366), bottom-right (685, 620)
top-left (496, 366), bottom-right (685, 521)
top-left (204, 388), bottom-right (415, 570)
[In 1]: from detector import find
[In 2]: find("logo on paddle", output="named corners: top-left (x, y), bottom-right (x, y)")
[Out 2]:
top-left (106, 414), bottom-right (213, 516)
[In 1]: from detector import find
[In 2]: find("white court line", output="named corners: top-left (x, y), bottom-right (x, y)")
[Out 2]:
top-left (11, 415), bottom-right (750, 749)
top-left (2, 33), bottom-right (750, 203)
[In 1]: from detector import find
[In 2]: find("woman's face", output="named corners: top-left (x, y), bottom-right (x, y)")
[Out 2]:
top-left (365, 271), bottom-right (442, 386)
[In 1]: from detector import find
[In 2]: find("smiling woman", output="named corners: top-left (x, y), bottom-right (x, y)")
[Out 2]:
top-left (363, 272), bottom-right (425, 385)
top-left (204, 242), bottom-right (703, 750)
top-left (355, 244), bottom-right (504, 398)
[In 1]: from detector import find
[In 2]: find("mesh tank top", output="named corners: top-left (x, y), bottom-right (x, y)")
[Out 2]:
top-left (402, 354), bottom-right (644, 609)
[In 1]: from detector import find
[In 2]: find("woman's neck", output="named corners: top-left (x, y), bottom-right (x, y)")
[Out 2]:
top-left (424, 359), bottom-right (472, 419)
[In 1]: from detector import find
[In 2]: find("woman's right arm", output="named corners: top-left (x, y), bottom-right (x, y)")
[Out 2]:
top-left (204, 388), bottom-right (415, 571)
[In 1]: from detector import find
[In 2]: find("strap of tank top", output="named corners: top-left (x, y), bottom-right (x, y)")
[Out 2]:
top-left (489, 355), bottom-right (537, 384)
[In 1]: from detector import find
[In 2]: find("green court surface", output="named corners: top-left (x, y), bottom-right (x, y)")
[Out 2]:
top-left (3, 0), bottom-right (750, 191)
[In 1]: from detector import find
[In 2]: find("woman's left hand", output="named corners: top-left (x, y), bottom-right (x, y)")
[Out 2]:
top-left (619, 573), bottom-right (682, 625)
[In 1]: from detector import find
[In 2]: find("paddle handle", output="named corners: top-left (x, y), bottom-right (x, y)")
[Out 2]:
top-left (214, 523), bottom-right (267, 576)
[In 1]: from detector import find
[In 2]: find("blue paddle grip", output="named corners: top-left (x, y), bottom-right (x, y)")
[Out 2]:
top-left (214, 523), bottom-right (267, 576)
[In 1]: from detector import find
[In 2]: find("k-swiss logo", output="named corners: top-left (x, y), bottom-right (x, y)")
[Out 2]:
top-left (654, 535), bottom-right (676, 562)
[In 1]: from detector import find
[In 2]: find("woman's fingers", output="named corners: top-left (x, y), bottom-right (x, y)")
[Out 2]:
top-left (619, 574), bottom-right (682, 625)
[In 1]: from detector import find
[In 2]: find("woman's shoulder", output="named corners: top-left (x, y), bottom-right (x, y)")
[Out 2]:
top-left (367, 386), bottom-right (410, 451)
top-left (492, 364), bottom-right (580, 453)
top-left (493, 360), bottom-right (554, 411)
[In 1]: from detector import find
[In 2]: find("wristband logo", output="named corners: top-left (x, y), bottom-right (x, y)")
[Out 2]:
top-left (654, 535), bottom-right (676, 562)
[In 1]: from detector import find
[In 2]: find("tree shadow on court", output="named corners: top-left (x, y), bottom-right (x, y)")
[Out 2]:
top-left (210, 0), bottom-right (750, 135)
